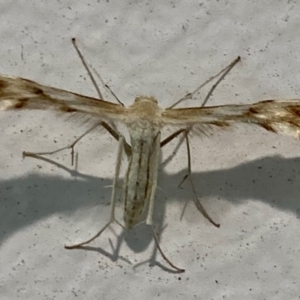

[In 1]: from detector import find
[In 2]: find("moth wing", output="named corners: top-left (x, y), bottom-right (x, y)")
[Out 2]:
top-left (0, 75), bottom-right (127, 122)
top-left (162, 100), bottom-right (300, 139)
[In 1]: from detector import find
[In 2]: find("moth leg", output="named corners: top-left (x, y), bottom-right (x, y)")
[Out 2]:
top-left (150, 225), bottom-right (185, 273)
top-left (181, 131), bottom-right (220, 228)
top-left (160, 129), bottom-right (186, 148)
top-left (146, 132), bottom-right (185, 273)
top-left (161, 129), bottom-right (220, 228)
top-left (65, 136), bottom-right (125, 249)
top-left (23, 121), bottom-right (131, 165)
top-left (23, 122), bottom-right (100, 165)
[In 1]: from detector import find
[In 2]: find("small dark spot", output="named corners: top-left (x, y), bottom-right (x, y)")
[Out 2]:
top-left (32, 87), bottom-right (44, 95)
top-left (60, 106), bottom-right (77, 113)
top-left (210, 121), bottom-right (230, 127)
top-left (0, 79), bottom-right (9, 89)
top-left (14, 98), bottom-right (28, 108)
top-left (260, 122), bottom-right (276, 133)
top-left (261, 100), bottom-right (274, 104)
top-left (249, 107), bottom-right (259, 114)
top-left (202, 108), bottom-right (212, 115)
top-left (288, 120), bottom-right (300, 128)
top-left (22, 79), bottom-right (45, 95)
top-left (288, 106), bottom-right (300, 117)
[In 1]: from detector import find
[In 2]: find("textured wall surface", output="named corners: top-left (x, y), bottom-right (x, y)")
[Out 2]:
top-left (1, 1), bottom-right (300, 299)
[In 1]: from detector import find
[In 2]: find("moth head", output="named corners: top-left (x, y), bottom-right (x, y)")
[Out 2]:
top-left (127, 96), bottom-right (162, 123)
top-left (134, 96), bottom-right (158, 104)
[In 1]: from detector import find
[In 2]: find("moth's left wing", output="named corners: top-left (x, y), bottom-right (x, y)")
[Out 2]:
top-left (0, 75), bottom-right (127, 122)
top-left (162, 100), bottom-right (300, 139)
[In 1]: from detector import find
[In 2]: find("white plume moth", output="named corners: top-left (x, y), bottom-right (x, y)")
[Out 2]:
top-left (1, 39), bottom-right (300, 272)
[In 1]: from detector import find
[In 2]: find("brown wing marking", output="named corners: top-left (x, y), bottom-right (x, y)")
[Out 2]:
top-left (162, 100), bottom-right (300, 139)
top-left (0, 76), bottom-right (126, 121)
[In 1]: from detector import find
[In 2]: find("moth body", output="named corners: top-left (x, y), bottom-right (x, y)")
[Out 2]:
top-left (124, 97), bottom-right (162, 229)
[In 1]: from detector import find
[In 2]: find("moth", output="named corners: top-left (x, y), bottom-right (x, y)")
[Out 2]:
top-left (1, 40), bottom-right (300, 273)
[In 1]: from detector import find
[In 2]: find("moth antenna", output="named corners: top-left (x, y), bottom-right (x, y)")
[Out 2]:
top-left (72, 38), bottom-right (124, 106)
top-left (90, 65), bottom-right (124, 106)
top-left (71, 37), bottom-right (104, 100)
top-left (169, 56), bottom-right (240, 109)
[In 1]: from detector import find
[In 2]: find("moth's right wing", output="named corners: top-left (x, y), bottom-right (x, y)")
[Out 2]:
top-left (162, 100), bottom-right (300, 139)
top-left (0, 75), bottom-right (127, 122)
